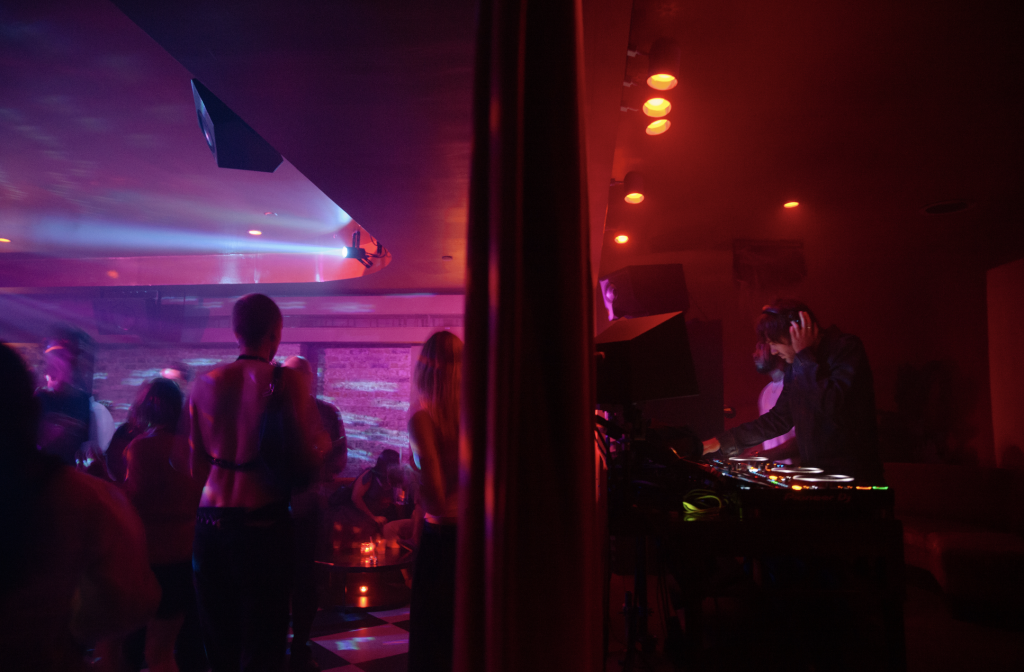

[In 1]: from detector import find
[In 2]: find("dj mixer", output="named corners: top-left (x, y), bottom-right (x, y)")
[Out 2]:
top-left (677, 456), bottom-right (894, 520)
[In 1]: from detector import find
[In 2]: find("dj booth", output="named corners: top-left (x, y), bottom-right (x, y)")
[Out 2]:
top-left (607, 456), bottom-right (906, 671)
top-left (594, 299), bottom-right (906, 670)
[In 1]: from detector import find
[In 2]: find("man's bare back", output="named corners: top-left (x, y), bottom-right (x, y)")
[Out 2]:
top-left (191, 358), bottom-right (327, 509)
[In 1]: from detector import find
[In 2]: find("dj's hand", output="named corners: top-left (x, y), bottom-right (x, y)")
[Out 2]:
top-left (789, 311), bottom-right (819, 354)
top-left (702, 438), bottom-right (721, 455)
top-left (374, 516), bottom-right (388, 526)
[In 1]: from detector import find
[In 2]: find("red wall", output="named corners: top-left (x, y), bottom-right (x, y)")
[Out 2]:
top-left (598, 233), bottom-right (995, 466)
top-left (988, 258), bottom-right (1024, 469)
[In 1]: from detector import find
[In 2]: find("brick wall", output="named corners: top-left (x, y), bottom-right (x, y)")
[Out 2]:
top-left (322, 347), bottom-right (412, 476)
top-left (90, 344), bottom-right (302, 423)
top-left (11, 342), bottom-right (412, 479)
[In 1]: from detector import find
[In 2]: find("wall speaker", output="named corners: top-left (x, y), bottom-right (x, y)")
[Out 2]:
top-left (599, 264), bottom-right (689, 321)
top-left (191, 79), bottom-right (283, 173)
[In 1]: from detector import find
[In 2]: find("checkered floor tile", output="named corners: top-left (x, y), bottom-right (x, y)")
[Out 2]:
top-left (296, 605), bottom-right (411, 672)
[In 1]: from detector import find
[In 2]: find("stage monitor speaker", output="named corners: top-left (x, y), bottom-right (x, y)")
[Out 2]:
top-left (595, 311), bottom-right (698, 405)
top-left (191, 79), bottom-right (283, 173)
top-left (599, 264), bottom-right (689, 321)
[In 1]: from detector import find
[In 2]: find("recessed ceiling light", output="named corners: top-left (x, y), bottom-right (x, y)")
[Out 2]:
top-left (646, 119), bottom-right (671, 135)
top-left (107, 270), bottom-right (119, 279)
top-left (442, 255), bottom-right (453, 261)
top-left (248, 229), bottom-right (263, 236)
top-left (614, 234), bottom-right (629, 244)
top-left (923, 200), bottom-right (971, 215)
top-left (784, 201), bottom-right (799, 208)
top-left (0, 238), bottom-right (10, 243)
top-left (642, 98), bottom-right (671, 118)
top-left (264, 211), bottom-right (277, 216)
top-left (624, 193), bottom-right (644, 204)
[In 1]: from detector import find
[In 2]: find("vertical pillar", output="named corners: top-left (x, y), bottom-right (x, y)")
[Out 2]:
top-left (456, 1), bottom-right (599, 670)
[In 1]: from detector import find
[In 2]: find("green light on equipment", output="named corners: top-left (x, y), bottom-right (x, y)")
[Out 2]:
top-left (872, 486), bottom-right (889, 490)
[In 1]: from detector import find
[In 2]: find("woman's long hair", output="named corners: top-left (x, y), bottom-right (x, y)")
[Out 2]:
top-left (414, 331), bottom-right (463, 453)
top-left (135, 377), bottom-right (183, 432)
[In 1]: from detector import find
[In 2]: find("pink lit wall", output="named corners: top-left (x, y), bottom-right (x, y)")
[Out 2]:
top-left (3, 293), bottom-right (463, 477)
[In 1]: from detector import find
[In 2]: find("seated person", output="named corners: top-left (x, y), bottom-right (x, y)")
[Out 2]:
top-left (329, 450), bottom-right (405, 540)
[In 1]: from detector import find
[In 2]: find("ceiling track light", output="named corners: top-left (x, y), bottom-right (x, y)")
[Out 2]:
top-left (610, 171), bottom-right (644, 204)
top-left (647, 38), bottom-right (681, 91)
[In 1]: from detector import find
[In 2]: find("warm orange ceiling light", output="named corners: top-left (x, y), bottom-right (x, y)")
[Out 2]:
top-left (784, 201), bottom-right (799, 208)
top-left (248, 229), bottom-right (263, 235)
top-left (642, 98), bottom-right (671, 117)
top-left (623, 171), bottom-right (645, 204)
top-left (614, 234), bottom-right (629, 244)
top-left (647, 38), bottom-right (681, 91)
top-left (646, 119), bottom-right (671, 135)
top-left (647, 73), bottom-right (677, 91)
top-left (0, 238), bottom-right (10, 243)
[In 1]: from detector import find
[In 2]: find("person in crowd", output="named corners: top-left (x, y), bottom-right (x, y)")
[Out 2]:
top-left (751, 339), bottom-right (797, 461)
top-left (36, 332), bottom-right (93, 466)
top-left (407, 331), bottom-right (462, 672)
top-left (189, 294), bottom-right (328, 672)
top-left (107, 387), bottom-right (148, 482)
top-left (702, 300), bottom-right (884, 482)
top-left (0, 342), bottom-right (160, 671)
top-left (122, 378), bottom-right (204, 672)
top-left (282, 355), bottom-right (348, 672)
top-left (351, 449), bottom-right (403, 527)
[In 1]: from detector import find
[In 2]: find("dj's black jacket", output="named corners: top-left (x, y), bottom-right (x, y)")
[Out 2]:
top-left (716, 326), bottom-right (884, 483)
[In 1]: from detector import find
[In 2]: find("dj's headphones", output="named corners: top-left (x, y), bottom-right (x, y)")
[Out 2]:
top-left (762, 304), bottom-right (802, 324)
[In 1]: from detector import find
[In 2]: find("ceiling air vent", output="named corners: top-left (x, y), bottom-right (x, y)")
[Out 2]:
top-left (923, 200), bottom-right (972, 215)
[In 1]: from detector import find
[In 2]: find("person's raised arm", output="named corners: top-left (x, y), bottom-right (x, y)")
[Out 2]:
top-left (790, 331), bottom-right (867, 417)
top-left (408, 410), bottom-right (447, 516)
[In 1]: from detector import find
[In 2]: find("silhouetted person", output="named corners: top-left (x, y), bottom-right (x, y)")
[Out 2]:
top-left (282, 355), bottom-right (347, 672)
top-left (36, 333), bottom-right (92, 466)
top-left (407, 331), bottom-right (462, 672)
top-left (0, 342), bottom-right (160, 671)
top-left (123, 378), bottom-right (204, 672)
top-left (703, 300), bottom-right (883, 482)
top-left (189, 294), bottom-right (328, 672)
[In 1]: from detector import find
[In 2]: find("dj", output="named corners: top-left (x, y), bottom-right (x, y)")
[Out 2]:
top-left (702, 300), bottom-right (884, 483)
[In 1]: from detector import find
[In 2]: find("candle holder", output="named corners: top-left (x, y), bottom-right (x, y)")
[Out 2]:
top-left (360, 541), bottom-right (375, 555)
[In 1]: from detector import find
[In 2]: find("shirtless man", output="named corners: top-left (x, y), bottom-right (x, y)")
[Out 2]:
top-left (189, 294), bottom-right (328, 672)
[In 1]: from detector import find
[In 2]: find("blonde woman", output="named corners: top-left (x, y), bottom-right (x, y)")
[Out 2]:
top-left (407, 331), bottom-right (462, 672)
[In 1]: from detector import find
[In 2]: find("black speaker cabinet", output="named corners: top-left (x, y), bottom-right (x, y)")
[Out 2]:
top-left (595, 311), bottom-right (698, 406)
top-left (191, 79), bottom-right (283, 173)
top-left (599, 264), bottom-right (689, 321)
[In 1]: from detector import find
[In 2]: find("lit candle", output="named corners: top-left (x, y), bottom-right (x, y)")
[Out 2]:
top-left (360, 541), bottom-right (375, 555)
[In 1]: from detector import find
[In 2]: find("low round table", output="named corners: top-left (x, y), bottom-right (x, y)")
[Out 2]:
top-left (316, 545), bottom-right (415, 610)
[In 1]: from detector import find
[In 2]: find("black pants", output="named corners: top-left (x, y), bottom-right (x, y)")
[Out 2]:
top-left (407, 523), bottom-right (457, 672)
top-left (193, 504), bottom-right (293, 672)
top-left (290, 498), bottom-right (322, 652)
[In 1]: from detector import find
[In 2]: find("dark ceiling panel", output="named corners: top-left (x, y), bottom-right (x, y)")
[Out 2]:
top-left (109, 0), bottom-right (477, 292)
